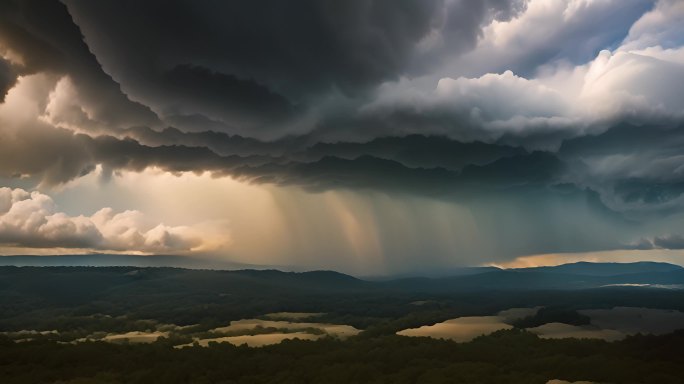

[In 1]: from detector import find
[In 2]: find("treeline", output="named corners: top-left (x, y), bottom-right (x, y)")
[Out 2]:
top-left (1, 329), bottom-right (684, 384)
top-left (5, 267), bottom-right (684, 336)
top-left (512, 307), bottom-right (591, 328)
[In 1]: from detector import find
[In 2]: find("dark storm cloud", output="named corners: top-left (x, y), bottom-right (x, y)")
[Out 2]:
top-left (122, 126), bottom-right (528, 169)
top-left (231, 150), bottom-right (564, 197)
top-left (558, 123), bottom-right (684, 214)
top-left (0, 121), bottom-right (274, 186)
top-left (161, 64), bottom-right (299, 126)
top-left (0, 120), bottom-right (94, 186)
top-left (65, 0), bottom-right (520, 96)
top-left (0, 121), bottom-right (565, 198)
top-left (653, 234), bottom-right (684, 250)
top-left (0, 58), bottom-right (15, 101)
top-left (0, 94), bottom-right (571, 202)
top-left (558, 123), bottom-right (684, 159)
top-left (59, 0), bottom-right (527, 136)
top-left (121, 126), bottom-right (306, 157)
top-left (0, 0), bottom-right (682, 229)
top-left (627, 233), bottom-right (684, 250)
top-left (112, 123), bottom-right (566, 198)
top-left (295, 135), bottom-right (527, 170)
top-left (613, 179), bottom-right (684, 208)
top-left (87, 136), bottom-right (278, 184)
top-left (0, 0), bottom-right (159, 127)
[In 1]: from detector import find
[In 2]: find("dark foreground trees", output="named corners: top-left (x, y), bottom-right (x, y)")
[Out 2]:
top-left (2, 329), bottom-right (684, 384)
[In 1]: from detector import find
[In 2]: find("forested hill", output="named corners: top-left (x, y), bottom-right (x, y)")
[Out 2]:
top-left (2, 264), bottom-right (684, 332)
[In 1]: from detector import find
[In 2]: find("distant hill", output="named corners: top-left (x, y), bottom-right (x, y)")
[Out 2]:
top-left (365, 266), bottom-right (500, 280)
top-left (0, 256), bottom-right (682, 291)
top-left (513, 261), bottom-right (683, 276)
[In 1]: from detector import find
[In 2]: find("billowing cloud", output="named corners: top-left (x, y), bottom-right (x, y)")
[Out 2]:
top-left (58, 0), bottom-right (530, 137)
top-left (629, 233), bottom-right (684, 250)
top-left (354, 39), bottom-right (684, 148)
top-left (0, 187), bottom-right (101, 248)
top-left (446, 0), bottom-right (655, 77)
top-left (0, 57), bottom-right (16, 101)
top-left (620, 0), bottom-right (684, 51)
top-left (64, 0), bottom-right (523, 95)
top-left (0, 187), bottom-right (209, 253)
top-left (0, 0), bottom-right (159, 130)
top-left (653, 234), bottom-right (684, 250)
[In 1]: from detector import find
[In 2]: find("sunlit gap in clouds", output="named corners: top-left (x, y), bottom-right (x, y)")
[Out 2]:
top-left (496, 249), bottom-right (684, 269)
top-left (41, 166), bottom-right (497, 275)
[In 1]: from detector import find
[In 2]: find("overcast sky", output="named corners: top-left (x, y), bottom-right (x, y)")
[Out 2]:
top-left (0, 0), bottom-right (683, 275)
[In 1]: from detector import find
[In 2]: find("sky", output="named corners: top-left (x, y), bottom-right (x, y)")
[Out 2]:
top-left (0, 0), bottom-right (683, 275)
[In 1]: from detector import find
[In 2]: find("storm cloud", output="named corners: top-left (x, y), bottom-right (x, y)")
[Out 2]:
top-left (0, 57), bottom-right (16, 101)
top-left (0, 0), bottom-right (683, 269)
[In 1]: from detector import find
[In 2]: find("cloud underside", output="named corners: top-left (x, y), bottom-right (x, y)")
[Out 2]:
top-left (0, 0), bottom-right (683, 260)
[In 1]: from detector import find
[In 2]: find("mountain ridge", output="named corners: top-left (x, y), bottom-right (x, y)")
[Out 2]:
top-left (0, 255), bottom-right (681, 279)
top-left (1, 256), bottom-right (683, 291)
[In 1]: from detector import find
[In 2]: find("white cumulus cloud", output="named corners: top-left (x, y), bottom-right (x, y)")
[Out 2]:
top-left (0, 187), bottom-right (209, 253)
top-left (360, 0), bottom-right (684, 149)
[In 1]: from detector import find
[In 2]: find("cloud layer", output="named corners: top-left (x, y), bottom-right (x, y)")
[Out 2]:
top-left (0, 0), bottom-right (683, 268)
